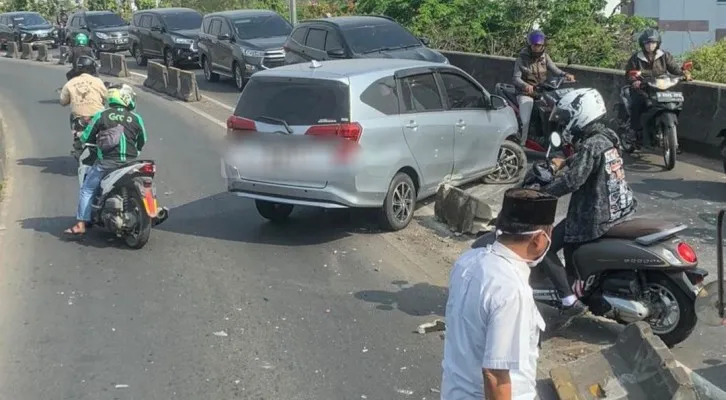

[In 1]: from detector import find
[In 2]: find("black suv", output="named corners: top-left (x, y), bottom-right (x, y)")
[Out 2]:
top-left (66, 11), bottom-right (129, 58)
top-left (0, 12), bottom-right (55, 49)
top-left (129, 7), bottom-right (202, 68)
top-left (198, 9), bottom-right (292, 91)
top-left (283, 15), bottom-right (447, 65)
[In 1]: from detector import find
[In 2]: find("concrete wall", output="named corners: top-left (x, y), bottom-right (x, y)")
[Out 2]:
top-left (441, 50), bottom-right (726, 157)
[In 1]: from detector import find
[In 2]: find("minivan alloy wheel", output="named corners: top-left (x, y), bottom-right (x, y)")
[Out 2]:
top-left (483, 140), bottom-right (527, 184)
top-left (391, 181), bottom-right (414, 223)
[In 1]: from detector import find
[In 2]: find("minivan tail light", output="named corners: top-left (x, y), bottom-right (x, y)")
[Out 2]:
top-left (677, 242), bottom-right (697, 263)
top-left (305, 122), bottom-right (362, 142)
top-left (227, 116), bottom-right (257, 131)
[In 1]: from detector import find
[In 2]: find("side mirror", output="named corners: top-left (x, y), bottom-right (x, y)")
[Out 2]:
top-left (682, 60), bottom-right (693, 71)
top-left (549, 131), bottom-right (562, 148)
top-left (419, 36), bottom-right (430, 46)
top-left (217, 34), bottom-right (231, 41)
top-left (489, 95), bottom-right (507, 110)
top-left (151, 26), bottom-right (162, 32)
top-left (326, 48), bottom-right (345, 58)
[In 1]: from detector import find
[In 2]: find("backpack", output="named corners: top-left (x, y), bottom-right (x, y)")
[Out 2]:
top-left (96, 124), bottom-right (124, 152)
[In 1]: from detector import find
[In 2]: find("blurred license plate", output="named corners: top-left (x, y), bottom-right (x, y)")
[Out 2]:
top-left (115, 38), bottom-right (128, 44)
top-left (656, 92), bottom-right (683, 102)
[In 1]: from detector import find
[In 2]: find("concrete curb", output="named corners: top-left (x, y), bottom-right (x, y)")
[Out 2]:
top-left (20, 43), bottom-right (33, 60)
top-left (98, 53), bottom-right (113, 75)
top-left (676, 362), bottom-right (726, 400)
top-left (108, 53), bottom-right (129, 78)
top-left (35, 44), bottom-right (49, 62)
top-left (5, 42), bottom-right (19, 58)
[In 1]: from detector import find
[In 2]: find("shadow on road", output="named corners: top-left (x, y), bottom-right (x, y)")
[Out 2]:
top-left (696, 363), bottom-right (726, 390)
top-left (354, 280), bottom-right (449, 317)
top-left (16, 156), bottom-right (77, 177)
top-left (155, 192), bottom-right (385, 246)
top-left (37, 99), bottom-right (60, 105)
top-left (18, 215), bottom-right (140, 249)
top-left (629, 178), bottom-right (726, 203)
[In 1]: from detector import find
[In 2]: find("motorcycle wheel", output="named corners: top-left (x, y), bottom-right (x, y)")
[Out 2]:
top-left (663, 124), bottom-right (677, 171)
top-left (645, 272), bottom-right (697, 348)
top-left (124, 192), bottom-right (152, 249)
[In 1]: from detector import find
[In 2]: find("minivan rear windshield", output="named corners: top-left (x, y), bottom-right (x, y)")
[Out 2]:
top-left (162, 12), bottom-right (202, 30)
top-left (11, 13), bottom-right (47, 26)
top-left (233, 15), bottom-right (292, 40)
top-left (342, 23), bottom-right (421, 54)
top-left (234, 77), bottom-right (350, 126)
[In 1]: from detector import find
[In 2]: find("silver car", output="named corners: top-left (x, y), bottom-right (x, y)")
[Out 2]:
top-left (222, 58), bottom-right (522, 231)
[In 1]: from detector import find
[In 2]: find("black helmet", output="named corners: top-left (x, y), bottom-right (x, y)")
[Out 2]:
top-left (74, 55), bottom-right (97, 76)
top-left (638, 28), bottom-right (661, 49)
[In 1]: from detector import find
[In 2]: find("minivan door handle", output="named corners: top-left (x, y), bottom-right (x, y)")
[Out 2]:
top-left (404, 121), bottom-right (418, 130)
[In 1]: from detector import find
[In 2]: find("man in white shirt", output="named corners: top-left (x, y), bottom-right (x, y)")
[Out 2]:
top-left (441, 188), bottom-right (559, 400)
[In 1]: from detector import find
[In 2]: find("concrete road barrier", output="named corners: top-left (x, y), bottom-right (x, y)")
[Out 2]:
top-left (58, 45), bottom-right (69, 65)
top-left (433, 183), bottom-right (495, 234)
top-left (98, 53), bottom-right (112, 75)
top-left (5, 42), bottom-right (19, 58)
top-left (166, 66), bottom-right (180, 97)
top-left (550, 322), bottom-right (704, 400)
top-left (108, 53), bottom-right (129, 78)
top-left (143, 61), bottom-right (168, 94)
top-left (20, 43), bottom-right (33, 60)
top-left (176, 68), bottom-right (201, 102)
top-left (35, 43), bottom-right (49, 62)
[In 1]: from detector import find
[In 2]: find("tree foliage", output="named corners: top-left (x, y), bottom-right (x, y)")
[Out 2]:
top-left (683, 39), bottom-right (726, 84)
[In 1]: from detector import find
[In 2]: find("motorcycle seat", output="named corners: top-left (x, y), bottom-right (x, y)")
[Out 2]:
top-left (602, 217), bottom-right (679, 240)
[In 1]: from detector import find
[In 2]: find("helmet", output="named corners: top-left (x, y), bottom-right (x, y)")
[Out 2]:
top-left (106, 84), bottom-right (137, 110)
top-left (74, 32), bottom-right (89, 46)
top-left (527, 30), bottom-right (546, 46)
top-left (549, 88), bottom-right (607, 143)
top-left (638, 28), bottom-right (661, 49)
top-left (74, 55), bottom-right (97, 75)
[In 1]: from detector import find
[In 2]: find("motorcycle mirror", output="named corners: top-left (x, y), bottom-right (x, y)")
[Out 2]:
top-left (549, 131), bottom-right (562, 148)
top-left (682, 60), bottom-right (694, 71)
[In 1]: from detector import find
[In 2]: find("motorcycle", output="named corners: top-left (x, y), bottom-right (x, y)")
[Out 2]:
top-left (495, 75), bottom-right (577, 158)
top-left (76, 142), bottom-right (169, 249)
top-left (472, 131), bottom-right (707, 347)
top-left (614, 61), bottom-right (694, 170)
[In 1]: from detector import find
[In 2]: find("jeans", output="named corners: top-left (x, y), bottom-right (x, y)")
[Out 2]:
top-left (542, 220), bottom-right (585, 299)
top-left (77, 163), bottom-right (107, 222)
top-left (517, 95), bottom-right (535, 144)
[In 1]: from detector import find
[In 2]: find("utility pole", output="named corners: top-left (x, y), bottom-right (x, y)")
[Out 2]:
top-left (289, 0), bottom-right (296, 25)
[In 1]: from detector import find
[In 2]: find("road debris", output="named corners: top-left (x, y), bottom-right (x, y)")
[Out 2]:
top-left (417, 319), bottom-right (446, 334)
top-left (396, 388), bottom-right (414, 395)
top-left (115, 384), bottom-right (129, 389)
top-left (213, 330), bottom-right (228, 337)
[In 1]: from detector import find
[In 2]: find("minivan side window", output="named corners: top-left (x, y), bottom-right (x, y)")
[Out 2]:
top-left (439, 72), bottom-right (487, 109)
top-left (360, 76), bottom-right (399, 115)
top-left (209, 19), bottom-right (221, 36)
top-left (219, 19), bottom-right (231, 36)
top-left (140, 15), bottom-right (151, 29)
top-left (132, 14), bottom-right (140, 26)
top-left (399, 73), bottom-right (443, 112)
top-left (325, 32), bottom-right (342, 51)
top-left (150, 15), bottom-right (162, 30)
top-left (202, 17), bottom-right (210, 33)
top-left (291, 27), bottom-right (307, 44)
top-left (305, 28), bottom-right (327, 50)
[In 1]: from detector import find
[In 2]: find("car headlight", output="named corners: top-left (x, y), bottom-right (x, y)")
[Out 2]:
top-left (96, 32), bottom-right (109, 39)
top-left (443, 57), bottom-right (450, 64)
top-left (174, 37), bottom-right (194, 45)
top-left (244, 49), bottom-right (265, 58)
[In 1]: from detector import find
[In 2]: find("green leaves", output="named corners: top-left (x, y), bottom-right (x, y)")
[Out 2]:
top-left (684, 39), bottom-right (726, 84)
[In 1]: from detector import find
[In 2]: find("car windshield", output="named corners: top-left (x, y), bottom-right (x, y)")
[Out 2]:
top-left (162, 12), bottom-right (202, 30)
top-left (234, 77), bottom-right (349, 126)
top-left (342, 22), bottom-right (421, 54)
top-left (86, 13), bottom-right (126, 28)
top-left (233, 15), bottom-right (291, 40)
top-left (11, 14), bottom-right (47, 26)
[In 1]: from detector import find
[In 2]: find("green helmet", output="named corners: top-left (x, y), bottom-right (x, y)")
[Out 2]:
top-left (106, 84), bottom-right (137, 110)
top-left (74, 32), bottom-right (89, 46)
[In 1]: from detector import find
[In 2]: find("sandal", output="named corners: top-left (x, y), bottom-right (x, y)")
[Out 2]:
top-left (63, 225), bottom-right (86, 239)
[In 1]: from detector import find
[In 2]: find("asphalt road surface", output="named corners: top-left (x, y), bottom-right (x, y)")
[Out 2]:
top-left (1, 53), bottom-right (725, 398)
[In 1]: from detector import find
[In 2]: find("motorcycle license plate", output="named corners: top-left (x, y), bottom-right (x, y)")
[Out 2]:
top-left (656, 92), bottom-right (684, 103)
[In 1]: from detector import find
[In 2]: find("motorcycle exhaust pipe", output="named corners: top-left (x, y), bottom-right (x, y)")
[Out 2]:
top-left (153, 207), bottom-right (169, 226)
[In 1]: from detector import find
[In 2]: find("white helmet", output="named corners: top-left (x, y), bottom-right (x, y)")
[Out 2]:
top-left (549, 88), bottom-right (607, 142)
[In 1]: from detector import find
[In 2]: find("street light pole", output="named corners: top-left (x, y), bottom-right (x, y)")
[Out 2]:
top-left (289, 0), bottom-right (297, 25)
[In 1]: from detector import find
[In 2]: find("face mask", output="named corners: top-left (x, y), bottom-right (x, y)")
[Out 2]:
top-left (496, 229), bottom-right (552, 267)
top-left (644, 42), bottom-right (657, 53)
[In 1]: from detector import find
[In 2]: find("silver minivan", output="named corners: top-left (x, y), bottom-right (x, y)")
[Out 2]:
top-left (222, 58), bottom-right (521, 231)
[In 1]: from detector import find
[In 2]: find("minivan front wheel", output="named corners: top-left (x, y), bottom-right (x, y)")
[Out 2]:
top-left (255, 200), bottom-right (293, 223)
top-left (134, 44), bottom-right (147, 66)
top-left (233, 62), bottom-right (246, 91)
top-left (203, 56), bottom-right (219, 82)
top-left (380, 172), bottom-right (416, 231)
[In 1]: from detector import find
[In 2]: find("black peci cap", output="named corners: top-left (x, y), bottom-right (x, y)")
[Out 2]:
top-left (497, 188), bottom-right (558, 228)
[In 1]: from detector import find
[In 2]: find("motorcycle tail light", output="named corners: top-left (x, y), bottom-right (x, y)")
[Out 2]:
top-left (676, 242), bottom-right (697, 263)
top-left (139, 163), bottom-right (156, 175)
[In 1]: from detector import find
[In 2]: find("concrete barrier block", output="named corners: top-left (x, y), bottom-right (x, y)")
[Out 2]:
top-left (35, 43), bottom-right (49, 62)
top-left (143, 61), bottom-right (168, 94)
top-left (109, 53), bottom-right (129, 78)
top-left (20, 43), bottom-right (33, 60)
top-left (550, 322), bottom-right (699, 400)
top-left (176, 69), bottom-right (201, 102)
top-left (166, 66), bottom-right (180, 97)
top-left (98, 53), bottom-right (112, 75)
top-left (58, 45), bottom-right (69, 65)
top-left (5, 41), bottom-right (19, 58)
top-left (433, 183), bottom-right (494, 234)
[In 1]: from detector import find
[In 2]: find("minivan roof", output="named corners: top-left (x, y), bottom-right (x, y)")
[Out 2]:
top-left (253, 58), bottom-right (451, 80)
top-left (300, 15), bottom-right (394, 27)
top-left (2, 11), bottom-right (42, 16)
top-left (205, 9), bottom-right (281, 18)
top-left (79, 11), bottom-right (118, 15)
top-left (134, 8), bottom-right (199, 15)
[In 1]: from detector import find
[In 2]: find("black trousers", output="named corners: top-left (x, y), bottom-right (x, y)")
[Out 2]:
top-left (629, 90), bottom-right (648, 138)
top-left (541, 220), bottom-right (586, 299)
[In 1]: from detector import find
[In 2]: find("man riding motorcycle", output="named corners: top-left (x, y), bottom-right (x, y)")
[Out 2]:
top-left (60, 55), bottom-right (107, 132)
top-left (64, 84), bottom-right (148, 238)
top-left (625, 28), bottom-right (692, 150)
top-left (512, 30), bottom-right (575, 144)
top-left (537, 88), bottom-right (638, 327)
top-left (57, 8), bottom-right (68, 27)
top-left (66, 33), bottom-right (95, 80)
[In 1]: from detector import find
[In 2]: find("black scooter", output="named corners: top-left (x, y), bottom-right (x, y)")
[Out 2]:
top-left (472, 132), bottom-right (707, 347)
